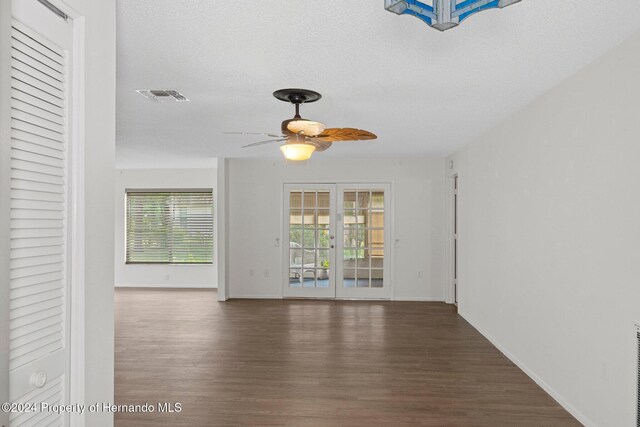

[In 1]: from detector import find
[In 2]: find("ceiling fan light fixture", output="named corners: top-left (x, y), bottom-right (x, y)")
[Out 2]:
top-left (287, 120), bottom-right (326, 137)
top-left (280, 143), bottom-right (316, 161)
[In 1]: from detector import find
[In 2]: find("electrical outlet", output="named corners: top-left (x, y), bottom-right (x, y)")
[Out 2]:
top-left (249, 269), bottom-right (254, 277)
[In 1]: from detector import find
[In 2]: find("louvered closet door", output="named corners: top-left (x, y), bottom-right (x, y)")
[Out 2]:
top-left (9, 1), bottom-right (74, 426)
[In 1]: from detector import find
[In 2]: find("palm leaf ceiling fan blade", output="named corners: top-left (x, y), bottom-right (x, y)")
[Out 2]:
top-left (313, 128), bottom-right (377, 142)
top-left (241, 138), bottom-right (288, 148)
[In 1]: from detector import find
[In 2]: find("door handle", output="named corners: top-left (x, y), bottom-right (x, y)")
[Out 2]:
top-left (30, 371), bottom-right (47, 389)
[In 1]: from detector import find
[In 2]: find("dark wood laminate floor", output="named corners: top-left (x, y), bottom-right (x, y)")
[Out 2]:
top-left (114, 288), bottom-right (579, 427)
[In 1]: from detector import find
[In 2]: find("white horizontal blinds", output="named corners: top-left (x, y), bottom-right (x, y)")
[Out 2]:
top-left (9, 18), bottom-right (67, 378)
top-left (126, 192), bottom-right (214, 264)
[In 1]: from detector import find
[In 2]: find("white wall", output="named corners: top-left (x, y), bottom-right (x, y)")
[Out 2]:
top-left (227, 158), bottom-right (445, 300)
top-left (449, 30), bottom-right (640, 426)
top-left (115, 168), bottom-right (218, 288)
top-left (217, 159), bottom-right (230, 300)
top-left (73, 1), bottom-right (116, 425)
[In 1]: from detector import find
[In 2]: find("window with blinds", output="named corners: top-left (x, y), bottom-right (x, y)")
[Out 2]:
top-left (126, 191), bottom-right (213, 264)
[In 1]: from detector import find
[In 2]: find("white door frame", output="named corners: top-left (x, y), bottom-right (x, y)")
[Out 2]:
top-left (445, 172), bottom-right (458, 305)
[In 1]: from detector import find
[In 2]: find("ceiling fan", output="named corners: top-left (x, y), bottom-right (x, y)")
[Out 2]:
top-left (225, 88), bottom-right (377, 161)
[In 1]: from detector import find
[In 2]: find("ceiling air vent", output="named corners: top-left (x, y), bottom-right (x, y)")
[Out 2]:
top-left (136, 90), bottom-right (189, 102)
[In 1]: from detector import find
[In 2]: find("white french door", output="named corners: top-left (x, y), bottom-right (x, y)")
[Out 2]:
top-left (335, 184), bottom-right (391, 299)
top-left (283, 184), bottom-right (336, 298)
top-left (8, 1), bottom-right (75, 426)
top-left (283, 183), bottom-right (391, 299)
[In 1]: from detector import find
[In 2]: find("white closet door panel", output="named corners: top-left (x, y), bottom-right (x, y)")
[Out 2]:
top-left (11, 219), bottom-right (63, 230)
top-left (11, 97), bottom-right (64, 126)
top-left (10, 81), bottom-right (62, 111)
top-left (11, 265), bottom-right (63, 282)
top-left (11, 270), bottom-right (63, 287)
top-left (11, 118), bottom-right (63, 142)
top-left (10, 228), bottom-right (63, 239)
top-left (11, 129), bottom-right (64, 154)
top-left (9, 4), bottom-right (72, 424)
top-left (11, 175), bottom-right (64, 191)
top-left (11, 23), bottom-right (64, 63)
top-left (10, 68), bottom-right (63, 101)
top-left (11, 255), bottom-right (63, 271)
top-left (10, 280), bottom-right (61, 300)
top-left (10, 297), bottom-right (63, 322)
top-left (11, 333), bottom-right (62, 361)
top-left (10, 325), bottom-right (62, 352)
top-left (12, 110), bottom-right (64, 134)
top-left (10, 342), bottom-right (63, 373)
top-left (12, 150), bottom-right (65, 170)
top-left (10, 322), bottom-right (63, 349)
top-left (23, 410), bottom-right (63, 427)
top-left (11, 190), bottom-right (63, 204)
top-left (10, 316), bottom-right (63, 344)
top-left (11, 288), bottom-right (62, 309)
top-left (9, 375), bottom-right (63, 426)
top-left (11, 179), bottom-right (64, 195)
top-left (9, 307), bottom-right (63, 331)
top-left (10, 79), bottom-right (63, 109)
top-left (10, 208), bottom-right (64, 220)
top-left (11, 237), bottom-right (64, 249)
top-left (11, 19), bottom-right (65, 56)
top-left (10, 199), bottom-right (64, 212)
top-left (11, 87), bottom-right (64, 117)
top-left (11, 57), bottom-right (64, 90)
top-left (11, 246), bottom-right (64, 260)
top-left (10, 36), bottom-right (64, 75)
top-left (11, 161), bottom-right (64, 179)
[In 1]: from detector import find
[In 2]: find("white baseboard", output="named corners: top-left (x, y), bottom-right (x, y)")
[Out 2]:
top-left (228, 294), bottom-right (282, 299)
top-left (115, 283), bottom-right (217, 289)
top-left (392, 296), bottom-right (445, 302)
top-left (458, 310), bottom-right (593, 427)
top-left (226, 295), bottom-right (446, 302)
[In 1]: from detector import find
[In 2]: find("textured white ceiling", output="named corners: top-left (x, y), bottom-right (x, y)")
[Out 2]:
top-left (116, 0), bottom-right (640, 165)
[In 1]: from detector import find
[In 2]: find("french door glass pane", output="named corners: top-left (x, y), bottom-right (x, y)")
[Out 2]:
top-left (342, 188), bottom-right (385, 289)
top-left (290, 209), bottom-right (302, 225)
top-left (290, 192), bottom-right (302, 209)
top-left (290, 228), bottom-right (302, 246)
top-left (318, 209), bottom-right (330, 228)
top-left (318, 229), bottom-right (330, 248)
top-left (304, 192), bottom-right (316, 209)
top-left (289, 189), bottom-right (331, 289)
top-left (318, 192), bottom-right (330, 209)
